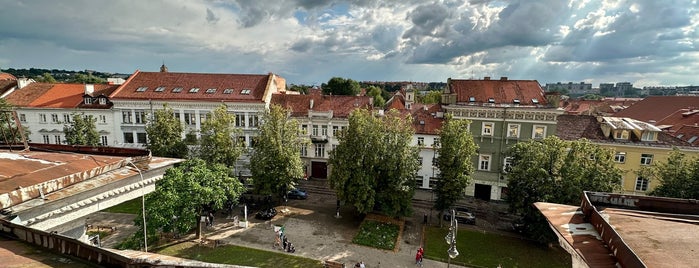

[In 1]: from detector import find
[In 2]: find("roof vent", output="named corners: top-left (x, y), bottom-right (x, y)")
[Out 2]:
top-left (488, 98), bottom-right (495, 103)
top-left (500, 77), bottom-right (508, 81)
top-left (484, 77), bottom-right (490, 80)
top-left (85, 84), bottom-right (94, 95)
top-left (513, 99), bottom-right (520, 104)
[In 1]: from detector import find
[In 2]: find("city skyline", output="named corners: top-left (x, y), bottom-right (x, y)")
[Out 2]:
top-left (1, 0), bottom-right (697, 87)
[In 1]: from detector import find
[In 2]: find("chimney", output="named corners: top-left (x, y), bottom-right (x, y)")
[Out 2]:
top-left (484, 77), bottom-right (490, 80)
top-left (85, 84), bottom-right (94, 95)
top-left (500, 77), bottom-right (508, 81)
top-left (17, 78), bottom-right (33, 89)
top-left (310, 99), bottom-right (314, 109)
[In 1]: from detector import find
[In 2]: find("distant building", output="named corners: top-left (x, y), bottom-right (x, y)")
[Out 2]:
top-left (544, 82), bottom-right (596, 95)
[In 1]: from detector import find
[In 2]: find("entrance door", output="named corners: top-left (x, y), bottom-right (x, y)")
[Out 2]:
top-left (474, 183), bottom-right (492, 201)
top-left (311, 161), bottom-right (328, 179)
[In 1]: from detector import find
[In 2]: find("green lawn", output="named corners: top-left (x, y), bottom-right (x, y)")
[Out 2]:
top-left (424, 227), bottom-right (571, 268)
top-left (155, 241), bottom-right (323, 268)
top-left (102, 198), bottom-right (143, 214)
top-left (352, 220), bottom-right (400, 250)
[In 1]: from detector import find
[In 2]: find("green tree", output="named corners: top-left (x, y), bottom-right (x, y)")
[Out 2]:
top-left (433, 115), bottom-right (477, 213)
top-left (0, 99), bottom-right (29, 143)
top-left (647, 149), bottom-right (699, 199)
top-left (288, 84), bottom-right (310, 94)
top-left (197, 104), bottom-right (243, 168)
top-left (36, 73), bottom-right (57, 83)
top-left (506, 136), bottom-right (621, 243)
top-left (129, 158), bottom-right (245, 245)
top-left (329, 109), bottom-right (420, 217)
top-left (366, 86), bottom-right (386, 107)
top-left (72, 73), bottom-right (105, 84)
top-left (249, 104), bottom-right (308, 199)
top-left (63, 112), bottom-right (100, 146)
top-left (146, 103), bottom-right (188, 158)
top-left (417, 90), bottom-right (442, 104)
top-left (322, 77), bottom-right (361, 96)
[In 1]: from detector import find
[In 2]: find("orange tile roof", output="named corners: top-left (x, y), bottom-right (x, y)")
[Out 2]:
top-left (0, 72), bottom-right (16, 80)
top-left (613, 96), bottom-right (699, 122)
top-left (271, 91), bottom-right (372, 118)
top-left (674, 125), bottom-right (699, 146)
top-left (448, 78), bottom-right (546, 105)
top-left (411, 104), bottom-right (443, 135)
top-left (654, 109), bottom-right (699, 132)
top-left (29, 84), bottom-right (115, 108)
top-left (111, 70), bottom-right (278, 102)
top-left (556, 114), bottom-right (692, 147)
top-left (0, 80), bottom-right (17, 96)
top-left (3, 83), bottom-right (54, 107)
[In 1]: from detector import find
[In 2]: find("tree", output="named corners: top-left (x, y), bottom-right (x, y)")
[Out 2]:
top-left (366, 86), bottom-right (386, 107)
top-left (71, 73), bottom-right (106, 84)
top-left (647, 148), bottom-right (699, 199)
top-left (321, 77), bottom-right (361, 96)
top-left (249, 104), bottom-right (308, 199)
top-left (36, 73), bottom-right (57, 83)
top-left (130, 158), bottom-right (245, 245)
top-left (288, 84), bottom-right (310, 94)
top-left (145, 103), bottom-right (188, 158)
top-left (417, 90), bottom-right (441, 104)
top-left (0, 99), bottom-right (29, 144)
top-left (329, 109), bottom-right (420, 217)
top-left (63, 112), bottom-right (99, 146)
top-left (433, 115), bottom-right (477, 213)
top-left (506, 136), bottom-right (622, 243)
top-left (197, 104), bottom-right (243, 168)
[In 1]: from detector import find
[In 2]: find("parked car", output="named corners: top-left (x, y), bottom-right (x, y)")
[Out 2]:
top-left (443, 207), bottom-right (476, 225)
top-left (287, 188), bottom-right (308, 200)
top-left (255, 207), bottom-right (277, 220)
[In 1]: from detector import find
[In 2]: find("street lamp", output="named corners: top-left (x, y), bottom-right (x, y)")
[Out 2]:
top-left (126, 159), bottom-right (147, 252)
top-left (445, 209), bottom-right (459, 267)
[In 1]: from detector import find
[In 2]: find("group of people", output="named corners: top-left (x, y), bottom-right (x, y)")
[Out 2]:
top-left (354, 261), bottom-right (365, 268)
top-left (415, 247), bottom-right (424, 266)
top-left (274, 230), bottom-right (296, 253)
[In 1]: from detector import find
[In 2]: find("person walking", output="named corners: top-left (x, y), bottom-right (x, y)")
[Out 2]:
top-left (415, 247), bottom-right (424, 267)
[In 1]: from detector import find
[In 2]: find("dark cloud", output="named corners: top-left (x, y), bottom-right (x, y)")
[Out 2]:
top-left (206, 8), bottom-right (219, 23)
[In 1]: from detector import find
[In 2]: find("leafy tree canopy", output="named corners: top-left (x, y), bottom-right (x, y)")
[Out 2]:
top-left (36, 73), bottom-right (57, 83)
top-left (322, 77), bottom-right (361, 96)
top-left (0, 99), bottom-right (29, 144)
top-left (63, 112), bottom-right (100, 146)
top-left (506, 136), bottom-right (622, 243)
top-left (249, 104), bottom-right (308, 199)
top-left (433, 114), bottom-right (477, 212)
top-left (329, 109), bottom-right (420, 217)
top-left (647, 148), bottom-right (699, 199)
top-left (146, 103), bottom-right (188, 158)
top-left (417, 90), bottom-right (442, 104)
top-left (288, 84), bottom-right (311, 95)
top-left (197, 104), bottom-right (243, 168)
top-left (366, 86), bottom-right (386, 107)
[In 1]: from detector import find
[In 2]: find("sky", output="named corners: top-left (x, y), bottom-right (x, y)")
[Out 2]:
top-left (1, 0), bottom-right (697, 87)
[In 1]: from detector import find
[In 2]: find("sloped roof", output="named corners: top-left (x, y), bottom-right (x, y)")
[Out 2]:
top-left (556, 115), bottom-right (692, 147)
top-left (3, 83), bottom-right (54, 107)
top-left (0, 80), bottom-right (17, 97)
top-left (613, 96), bottom-right (699, 122)
top-left (0, 72), bottom-right (16, 80)
top-left (448, 78), bottom-right (546, 105)
top-left (653, 109), bottom-right (699, 132)
top-left (29, 84), bottom-right (116, 108)
top-left (411, 104), bottom-right (443, 135)
top-left (674, 125), bottom-right (699, 146)
top-left (385, 92), bottom-right (406, 111)
top-left (111, 70), bottom-right (276, 102)
top-left (270, 90), bottom-right (372, 118)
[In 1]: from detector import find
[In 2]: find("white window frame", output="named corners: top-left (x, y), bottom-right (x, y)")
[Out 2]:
top-left (314, 143), bottom-right (325, 158)
top-left (122, 111), bottom-right (132, 124)
top-left (321, 125), bottom-right (328, 136)
top-left (39, 114), bottom-right (47, 123)
top-left (614, 130), bottom-right (629, 140)
top-left (100, 135), bottom-right (108, 146)
top-left (19, 114), bottom-right (26, 122)
top-left (640, 154), bottom-right (653, 165)
top-left (614, 152), bottom-right (626, 163)
top-left (635, 177), bottom-right (649, 191)
top-left (532, 125), bottom-right (547, 139)
top-left (98, 115), bottom-right (107, 124)
top-left (332, 126), bottom-right (339, 136)
top-left (51, 114), bottom-right (59, 123)
top-left (482, 122), bottom-right (494, 136)
top-left (478, 154), bottom-right (491, 171)
top-left (503, 157), bottom-right (513, 173)
top-left (42, 134), bottom-right (50, 143)
top-left (53, 135), bottom-right (61, 144)
top-left (63, 114), bottom-right (71, 123)
top-left (312, 125), bottom-right (319, 136)
top-left (641, 131), bottom-right (657, 141)
top-left (507, 124), bottom-right (520, 138)
top-left (417, 137), bottom-right (425, 146)
top-left (301, 144), bottom-right (307, 156)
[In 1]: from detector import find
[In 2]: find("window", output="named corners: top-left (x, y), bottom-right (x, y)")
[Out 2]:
top-left (223, 88), bottom-right (233, 94)
top-left (479, 155), bottom-right (491, 171)
top-left (98, 115), bottom-right (106, 124)
top-left (122, 111), bottom-right (132, 124)
top-left (235, 114), bottom-right (245, 127)
top-left (301, 124), bottom-right (308, 135)
top-left (433, 138), bottom-right (440, 147)
top-left (172, 87), bottom-right (183, 93)
top-left (54, 135), bottom-right (61, 144)
top-left (51, 114), bottom-right (59, 123)
top-left (532, 125), bottom-right (547, 139)
top-left (469, 96), bottom-right (475, 102)
top-left (503, 157), bottom-right (513, 173)
top-left (100, 136), bottom-right (108, 146)
top-left (237, 136), bottom-right (246, 147)
top-left (84, 98), bottom-right (93, 104)
top-left (689, 136), bottom-right (699, 143)
top-left (189, 88), bottom-right (200, 93)
top-left (532, 99), bottom-right (539, 104)
top-left (136, 87), bottom-right (148, 92)
top-left (39, 114), bottom-right (47, 123)
top-left (42, 135), bottom-right (49, 144)
top-left (332, 126), bottom-right (339, 136)
top-left (507, 124), bottom-right (520, 138)
top-left (241, 89), bottom-right (251, 95)
top-left (488, 98), bottom-right (495, 103)
top-left (614, 152), bottom-right (626, 163)
top-left (19, 114), bottom-right (26, 122)
top-left (248, 115), bottom-right (259, 127)
top-left (184, 112), bottom-right (197, 126)
top-left (417, 137), bottom-right (425, 146)
top-left (134, 111), bottom-right (146, 124)
top-left (418, 157), bottom-right (423, 165)
top-left (482, 122), bottom-right (494, 136)
top-left (205, 88), bottom-right (217, 94)
top-left (641, 131), bottom-right (657, 141)
top-left (332, 144), bottom-right (337, 151)
top-left (312, 125), bottom-right (319, 136)
top-left (415, 176), bottom-right (424, 188)
top-left (154, 86), bottom-right (166, 92)
top-left (321, 125), bottom-right (328, 136)
top-left (136, 133), bottom-right (147, 144)
top-left (635, 177), bottom-right (649, 191)
top-left (614, 130), bottom-right (629, 140)
top-left (314, 143), bottom-right (325, 158)
top-left (123, 133), bottom-right (134, 143)
top-left (640, 154), bottom-right (653, 165)
top-left (301, 144), bottom-right (308, 156)
top-left (513, 99), bottom-right (520, 104)
top-left (99, 98), bottom-right (106, 105)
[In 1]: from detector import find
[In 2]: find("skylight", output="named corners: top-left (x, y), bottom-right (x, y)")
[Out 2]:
top-left (241, 89), bottom-right (251, 95)
top-left (488, 98), bottom-right (495, 103)
top-left (206, 88), bottom-right (217, 94)
top-left (468, 96), bottom-right (475, 102)
top-left (136, 87), bottom-right (148, 92)
top-left (223, 88), bottom-right (233, 94)
top-left (189, 88), bottom-right (200, 93)
top-left (532, 98), bottom-right (539, 104)
top-left (172, 87), bottom-right (183, 93)
top-left (689, 136), bottom-right (698, 143)
top-left (513, 99), bottom-right (520, 104)
top-left (154, 86), bottom-right (166, 92)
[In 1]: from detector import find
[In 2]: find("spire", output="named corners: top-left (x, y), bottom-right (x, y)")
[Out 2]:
top-left (160, 61), bottom-right (168, 72)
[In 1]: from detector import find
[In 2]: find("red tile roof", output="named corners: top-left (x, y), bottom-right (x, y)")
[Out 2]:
top-left (4, 83), bottom-right (54, 107)
top-left (447, 78), bottom-right (546, 105)
top-left (111, 70), bottom-right (280, 102)
top-left (613, 96), bottom-right (699, 122)
top-left (0, 72), bottom-right (17, 80)
top-left (0, 80), bottom-right (17, 97)
top-left (4, 83), bottom-right (116, 108)
top-left (410, 104), bottom-right (443, 135)
top-left (674, 125), bottom-right (699, 146)
top-left (653, 109), bottom-right (699, 132)
top-left (385, 92), bottom-right (407, 111)
top-left (556, 114), bottom-right (692, 147)
top-left (560, 98), bottom-right (639, 115)
top-left (271, 90), bottom-right (372, 118)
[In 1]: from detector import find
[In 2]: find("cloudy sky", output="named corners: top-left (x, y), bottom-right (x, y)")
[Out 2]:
top-left (1, 0), bottom-right (697, 87)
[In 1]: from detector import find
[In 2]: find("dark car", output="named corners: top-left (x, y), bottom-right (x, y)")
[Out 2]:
top-left (443, 207), bottom-right (476, 225)
top-left (287, 188), bottom-right (308, 200)
top-left (255, 207), bottom-right (277, 220)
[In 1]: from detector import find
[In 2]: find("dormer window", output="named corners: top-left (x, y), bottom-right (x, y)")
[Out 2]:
top-left (136, 87), bottom-right (148, 92)
top-left (614, 130), bottom-right (630, 140)
top-left (223, 88), bottom-right (233, 94)
top-left (205, 88), bottom-right (217, 94)
top-left (641, 131), bottom-right (658, 141)
top-left (99, 98), bottom-right (106, 105)
top-left (172, 87), bottom-right (183, 93)
top-left (189, 88), bottom-right (200, 93)
top-left (488, 98), bottom-right (495, 103)
top-left (241, 89), bottom-right (251, 95)
top-left (84, 98), bottom-right (93, 104)
top-left (469, 96), bottom-right (476, 102)
top-left (154, 86), bottom-right (166, 92)
top-left (689, 136), bottom-right (698, 143)
top-left (532, 99), bottom-right (539, 104)
top-left (513, 99), bottom-right (520, 104)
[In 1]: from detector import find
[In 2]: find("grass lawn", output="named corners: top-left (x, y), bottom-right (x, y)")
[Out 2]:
top-left (352, 220), bottom-right (400, 250)
top-left (102, 198), bottom-right (142, 214)
top-left (155, 241), bottom-right (323, 268)
top-left (424, 227), bottom-right (571, 268)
